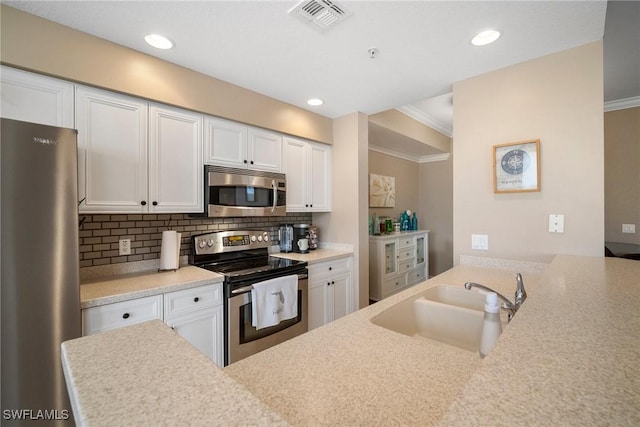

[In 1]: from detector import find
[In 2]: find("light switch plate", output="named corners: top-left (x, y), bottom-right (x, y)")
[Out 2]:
top-left (622, 224), bottom-right (636, 233)
top-left (549, 214), bottom-right (565, 233)
top-left (471, 234), bottom-right (489, 250)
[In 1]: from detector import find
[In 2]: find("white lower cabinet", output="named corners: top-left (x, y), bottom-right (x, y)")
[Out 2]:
top-left (82, 282), bottom-right (224, 366)
top-left (308, 256), bottom-right (353, 330)
top-left (82, 294), bottom-right (163, 335)
top-left (163, 284), bottom-right (223, 365)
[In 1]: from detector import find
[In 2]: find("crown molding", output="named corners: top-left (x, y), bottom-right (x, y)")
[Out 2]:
top-left (369, 144), bottom-right (450, 164)
top-left (395, 105), bottom-right (453, 137)
top-left (604, 96), bottom-right (640, 112)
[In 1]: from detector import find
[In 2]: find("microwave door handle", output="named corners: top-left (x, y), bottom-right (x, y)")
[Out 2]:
top-left (271, 179), bottom-right (277, 213)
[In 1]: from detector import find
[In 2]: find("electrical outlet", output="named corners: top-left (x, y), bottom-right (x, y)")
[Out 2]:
top-left (119, 239), bottom-right (131, 256)
top-left (622, 224), bottom-right (636, 234)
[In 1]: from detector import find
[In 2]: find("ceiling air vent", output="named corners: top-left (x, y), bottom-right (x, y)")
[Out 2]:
top-left (288, 0), bottom-right (351, 32)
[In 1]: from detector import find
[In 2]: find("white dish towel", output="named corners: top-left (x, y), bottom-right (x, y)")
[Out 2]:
top-left (251, 275), bottom-right (298, 330)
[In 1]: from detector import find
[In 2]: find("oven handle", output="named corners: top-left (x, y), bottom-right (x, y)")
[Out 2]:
top-left (230, 273), bottom-right (308, 295)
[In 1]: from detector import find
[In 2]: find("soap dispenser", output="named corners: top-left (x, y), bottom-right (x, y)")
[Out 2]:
top-left (479, 292), bottom-right (502, 358)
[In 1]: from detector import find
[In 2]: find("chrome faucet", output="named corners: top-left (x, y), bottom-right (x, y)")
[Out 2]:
top-left (464, 273), bottom-right (527, 322)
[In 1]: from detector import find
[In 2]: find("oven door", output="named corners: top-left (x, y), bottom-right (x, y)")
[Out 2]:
top-left (227, 273), bottom-right (308, 365)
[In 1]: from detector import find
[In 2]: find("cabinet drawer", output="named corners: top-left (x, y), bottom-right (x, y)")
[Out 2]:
top-left (382, 276), bottom-right (407, 296)
top-left (398, 246), bottom-right (415, 261)
top-left (407, 267), bottom-right (426, 285)
top-left (398, 257), bottom-right (416, 274)
top-left (398, 236), bottom-right (415, 249)
top-left (82, 295), bottom-right (162, 335)
top-left (308, 257), bottom-right (351, 279)
top-left (164, 283), bottom-right (222, 320)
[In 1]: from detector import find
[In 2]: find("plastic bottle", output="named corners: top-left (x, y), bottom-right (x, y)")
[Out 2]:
top-left (479, 292), bottom-right (502, 358)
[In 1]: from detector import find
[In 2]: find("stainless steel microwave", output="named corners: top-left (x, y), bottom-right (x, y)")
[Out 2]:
top-left (203, 165), bottom-right (286, 217)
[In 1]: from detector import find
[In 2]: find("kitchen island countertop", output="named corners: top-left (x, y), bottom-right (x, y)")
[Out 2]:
top-left (62, 255), bottom-right (640, 426)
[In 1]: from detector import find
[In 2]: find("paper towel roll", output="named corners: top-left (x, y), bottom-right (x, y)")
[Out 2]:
top-left (159, 230), bottom-right (181, 271)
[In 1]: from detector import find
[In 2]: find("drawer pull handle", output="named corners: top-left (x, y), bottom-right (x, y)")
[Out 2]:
top-left (122, 313), bottom-right (130, 319)
top-left (194, 297), bottom-right (200, 302)
top-left (328, 266), bottom-right (332, 271)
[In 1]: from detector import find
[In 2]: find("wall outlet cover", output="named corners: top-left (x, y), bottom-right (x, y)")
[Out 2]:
top-left (622, 224), bottom-right (636, 234)
top-left (549, 214), bottom-right (565, 233)
top-left (119, 239), bottom-right (131, 256)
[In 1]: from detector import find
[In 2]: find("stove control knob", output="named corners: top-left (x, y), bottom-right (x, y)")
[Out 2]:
top-left (257, 235), bottom-right (263, 242)
top-left (263, 233), bottom-right (269, 242)
top-left (207, 240), bottom-right (214, 247)
top-left (198, 240), bottom-right (206, 249)
top-left (251, 235), bottom-right (257, 242)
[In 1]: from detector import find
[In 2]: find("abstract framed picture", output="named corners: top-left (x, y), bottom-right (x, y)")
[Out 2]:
top-left (493, 139), bottom-right (540, 193)
top-left (369, 173), bottom-right (395, 207)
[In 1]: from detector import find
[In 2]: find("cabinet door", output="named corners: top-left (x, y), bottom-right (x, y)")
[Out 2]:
top-left (309, 142), bottom-right (332, 211)
top-left (248, 127), bottom-right (281, 172)
top-left (0, 65), bottom-right (74, 128)
top-left (308, 281), bottom-right (329, 330)
top-left (415, 234), bottom-right (427, 267)
top-left (203, 117), bottom-right (247, 168)
top-left (330, 272), bottom-right (351, 322)
top-left (382, 240), bottom-right (398, 281)
top-left (282, 137), bottom-right (309, 211)
top-left (76, 86), bottom-right (148, 213)
top-left (149, 104), bottom-right (203, 213)
top-left (166, 306), bottom-right (224, 366)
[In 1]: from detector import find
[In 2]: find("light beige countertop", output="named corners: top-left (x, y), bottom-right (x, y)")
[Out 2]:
top-left (61, 320), bottom-right (287, 427)
top-left (80, 266), bottom-right (223, 309)
top-left (224, 262), bottom-right (542, 426)
top-left (270, 248), bottom-right (353, 264)
top-left (63, 255), bottom-right (640, 426)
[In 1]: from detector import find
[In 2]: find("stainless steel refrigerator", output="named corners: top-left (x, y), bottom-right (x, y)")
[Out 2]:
top-left (1, 118), bottom-right (81, 426)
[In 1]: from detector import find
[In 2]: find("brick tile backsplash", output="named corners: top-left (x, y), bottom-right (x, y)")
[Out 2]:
top-left (79, 213), bottom-right (312, 267)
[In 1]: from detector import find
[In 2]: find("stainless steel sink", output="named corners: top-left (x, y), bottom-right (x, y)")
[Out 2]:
top-left (371, 286), bottom-right (507, 352)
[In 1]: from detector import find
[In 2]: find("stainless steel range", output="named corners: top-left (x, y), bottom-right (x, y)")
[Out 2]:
top-left (189, 230), bottom-right (308, 366)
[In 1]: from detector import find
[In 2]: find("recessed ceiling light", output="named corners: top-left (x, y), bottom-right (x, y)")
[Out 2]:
top-left (144, 34), bottom-right (173, 50)
top-left (307, 98), bottom-right (324, 106)
top-left (471, 30), bottom-right (501, 46)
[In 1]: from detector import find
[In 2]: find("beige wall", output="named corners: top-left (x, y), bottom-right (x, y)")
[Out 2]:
top-left (314, 112), bottom-right (369, 309)
top-left (453, 42), bottom-right (604, 263)
top-left (0, 5), bottom-right (332, 143)
top-left (605, 107), bottom-right (640, 244)
top-left (368, 151), bottom-right (419, 223)
top-left (419, 157), bottom-right (454, 276)
top-left (369, 109), bottom-right (450, 153)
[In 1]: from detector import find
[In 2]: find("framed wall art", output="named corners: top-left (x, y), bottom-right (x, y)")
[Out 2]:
top-left (369, 173), bottom-right (396, 207)
top-left (493, 139), bottom-right (540, 193)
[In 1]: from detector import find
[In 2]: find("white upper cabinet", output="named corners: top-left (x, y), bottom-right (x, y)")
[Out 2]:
top-left (247, 127), bottom-right (282, 172)
top-left (76, 86), bottom-right (204, 213)
top-left (0, 65), bottom-right (74, 128)
top-left (76, 86), bottom-right (148, 213)
top-left (282, 136), bottom-right (332, 212)
top-left (204, 117), bottom-right (281, 172)
top-left (148, 103), bottom-right (203, 213)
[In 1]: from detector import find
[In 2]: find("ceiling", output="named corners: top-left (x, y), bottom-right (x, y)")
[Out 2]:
top-left (4, 1), bottom-right (637, 156)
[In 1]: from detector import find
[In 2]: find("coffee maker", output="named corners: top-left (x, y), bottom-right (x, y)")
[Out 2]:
top-left (292, 223), bottom-right (310, 253)
top-left (278, 224), bottom-right (293, 253)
